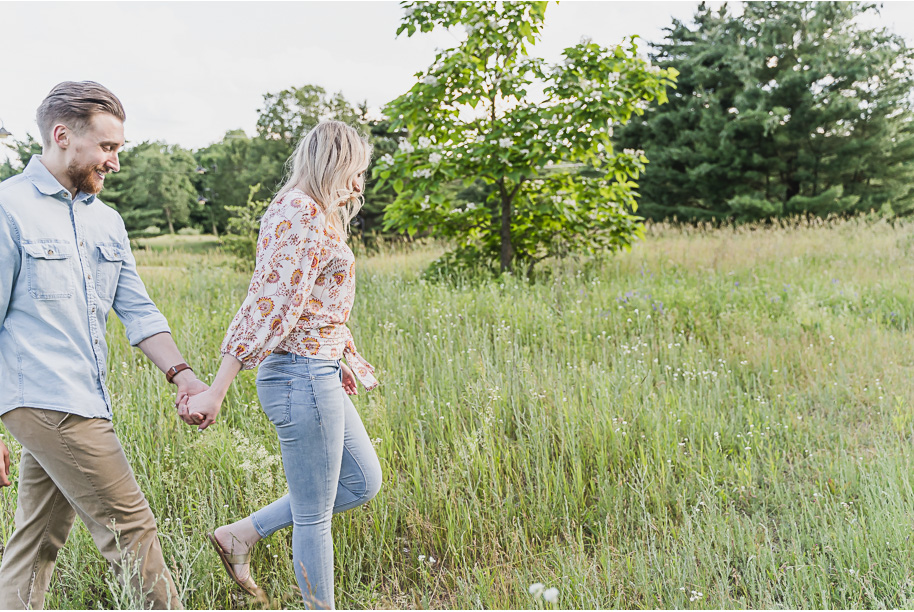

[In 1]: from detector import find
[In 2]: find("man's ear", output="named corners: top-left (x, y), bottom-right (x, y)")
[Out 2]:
top-left (52, 124), bottom-right (69, 149)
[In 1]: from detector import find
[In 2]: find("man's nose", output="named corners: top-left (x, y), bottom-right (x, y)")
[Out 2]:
top-left (107, 153), bottom-right (120, 173)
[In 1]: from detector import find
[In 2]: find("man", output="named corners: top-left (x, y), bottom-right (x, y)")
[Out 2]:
top-left (0, 81), bottom-right (206, 609)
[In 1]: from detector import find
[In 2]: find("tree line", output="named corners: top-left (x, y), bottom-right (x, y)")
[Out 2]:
top-left (2, 1), bottom-right (911, 273)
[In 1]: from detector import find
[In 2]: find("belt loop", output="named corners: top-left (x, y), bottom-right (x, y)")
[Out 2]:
top-left (291, 353), bottom-right (297, 363)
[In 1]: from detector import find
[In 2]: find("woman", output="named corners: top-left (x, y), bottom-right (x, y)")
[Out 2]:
top-left (183, 120), bottom-right (382, 609)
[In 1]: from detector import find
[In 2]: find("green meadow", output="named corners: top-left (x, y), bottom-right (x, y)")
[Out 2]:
top-left (3, 217), bottom-right (914, 609)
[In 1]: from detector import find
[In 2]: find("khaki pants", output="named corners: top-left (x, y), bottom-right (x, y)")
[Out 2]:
top-left (0, 408), bottom-right (182, 610)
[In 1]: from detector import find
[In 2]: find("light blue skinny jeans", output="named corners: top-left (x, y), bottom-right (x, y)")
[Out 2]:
top-left (249, 352), bottom-right (382, 609)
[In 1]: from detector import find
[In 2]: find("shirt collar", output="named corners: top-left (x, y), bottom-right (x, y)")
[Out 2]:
top-left (24, 155), bottom-right (97, 205)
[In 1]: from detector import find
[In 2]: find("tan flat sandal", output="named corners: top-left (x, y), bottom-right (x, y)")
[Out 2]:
top-left (207, 532), bottom-right (267, 601)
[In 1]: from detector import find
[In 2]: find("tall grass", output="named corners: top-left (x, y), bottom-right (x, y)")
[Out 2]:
top-left (2, 217), bottom-right (914, 608)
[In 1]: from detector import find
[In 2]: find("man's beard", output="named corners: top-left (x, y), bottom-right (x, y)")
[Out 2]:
top-left (67, 160), bottom-right (106, 195)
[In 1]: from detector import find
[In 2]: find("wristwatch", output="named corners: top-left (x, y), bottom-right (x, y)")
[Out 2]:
top-left (166, 363), bottom-right (194, 384)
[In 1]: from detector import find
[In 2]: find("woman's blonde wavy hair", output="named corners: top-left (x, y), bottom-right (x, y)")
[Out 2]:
top-left (275, 120), bottom-right (372, 237)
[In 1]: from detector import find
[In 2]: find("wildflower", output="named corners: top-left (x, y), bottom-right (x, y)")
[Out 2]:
top-left (399, 140), bottom-right (415, 153)
top-left (543, 588), bottom-right (559, 603)
top-left (423, 74), bottom-right (439, 86)
top-left (498, 137), bottom-right (512, 148)
top-left (418, 136), bottom-right (433, 148)
top-left (414, 168), bottom-right (433, 179)
top-left (378, 153), bottom-right (394, 166)
top-left (529, 583), bottom-right (545, 596)
top-left (429, 152), bottom-right (442, 164)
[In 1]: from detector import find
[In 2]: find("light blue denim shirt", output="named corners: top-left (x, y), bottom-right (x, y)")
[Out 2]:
top-left (0, 156), bottom-right (170, 419)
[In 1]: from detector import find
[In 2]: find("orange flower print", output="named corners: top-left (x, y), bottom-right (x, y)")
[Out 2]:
top-left (292, 293), bottom-right (304, 307)
top-left (342, 308), bottom-right (350, 320)
top-left (291, 269), bottom-right (304, 285)
top-left (267, 270), bottom-right (281, 283)
top-left (291, 198), bottom-right (302, 208)
top-left (349, 262), bottom-right (355, 277)
top-left (319, 326), bottom-right (334, 338)
top-left (301, 336), bottom-right (321, 355)
top-left (311, 255), bottom-right (319, 269)
top-left (257, 297), bottom-right (274, 316)
top-left (269, 315), bottom-right (283, 335)
top-left (320, 247), bottom-right (328, 261)
top-left (261, 235), bottom-right (271, 250)
top-left (308, 298), bottom-right (323, 310)
top-left (329, 347), bottom-right (340, 358)
top-left (307, 201), bottom-right (318, 216)
top-left (346, 339), bottom-right (355, 352)
top-left (333, 272), bottom-right (345, 285)
top-left (275, 220), bottom-right (292, 239)
top-left (234, 343), bottom-right (248, 357)
top-left (315, 274), bottom-right (326, 286)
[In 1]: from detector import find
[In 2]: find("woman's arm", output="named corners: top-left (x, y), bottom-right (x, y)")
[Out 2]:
top-left (181, 354), bottom-right (244, 430)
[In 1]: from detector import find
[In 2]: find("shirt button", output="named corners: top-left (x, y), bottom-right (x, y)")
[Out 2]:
top-left (47, 249), bottom-right (53, 256)
top-left (92, 307), bottom-right (96, 313)
top-left (80, 241), bottom-right (85, 246)
top-left (94, 339), bottom-right (99, 345)
top-left (87, 274), bottom-right (92, 280)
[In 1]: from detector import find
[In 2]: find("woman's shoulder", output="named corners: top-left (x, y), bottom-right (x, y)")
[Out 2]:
top-left (282, 189), bottom-right (322, 214)
top-left (269, 189), bottom-right (326, 225)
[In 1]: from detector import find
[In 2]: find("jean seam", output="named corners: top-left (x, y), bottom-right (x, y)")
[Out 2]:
top-left (249, 513), bottom-right (269, 539)
top-left (337, 445), bottom-right (369, 503)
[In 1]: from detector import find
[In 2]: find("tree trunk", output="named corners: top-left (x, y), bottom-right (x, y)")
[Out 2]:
top-left (211, 220), bottom-right (219, 238)
top-left (164, 208), bottom-right (175, 234)
top-left (500, 195), bottom-right (513, 273)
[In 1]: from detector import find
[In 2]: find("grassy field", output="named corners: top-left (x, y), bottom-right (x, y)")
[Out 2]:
top-left (3, 217), bottom-right (914, 609)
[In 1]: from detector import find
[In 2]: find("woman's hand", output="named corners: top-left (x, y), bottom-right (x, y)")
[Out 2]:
top-left (183, 388), bottom-right (225, 431)
top-left (341, 362), bottom-right (358, 395)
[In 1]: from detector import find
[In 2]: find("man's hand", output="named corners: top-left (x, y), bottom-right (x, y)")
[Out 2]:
top-left (174, 370), bottom-right (209, 426)
top-left (0, 439), bottom-right (11, 487)
top-left (341, 362), bottom-right (358, 396)
top-left (184, 388), bottom-right (224, 431)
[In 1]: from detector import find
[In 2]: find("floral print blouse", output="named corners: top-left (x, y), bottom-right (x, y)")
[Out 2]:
top-left (221, 188), bottom-right (379, 390)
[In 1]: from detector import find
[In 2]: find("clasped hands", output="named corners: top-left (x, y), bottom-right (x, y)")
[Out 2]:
top-left (174, 361), bottom-right (360, 431)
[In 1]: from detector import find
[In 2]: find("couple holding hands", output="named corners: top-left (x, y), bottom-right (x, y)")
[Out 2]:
top-left (0, 81), bottom-right (381, 610)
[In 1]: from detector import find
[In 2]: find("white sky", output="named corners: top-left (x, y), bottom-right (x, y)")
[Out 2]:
top-left (2, 0), bottom-right (914, 163)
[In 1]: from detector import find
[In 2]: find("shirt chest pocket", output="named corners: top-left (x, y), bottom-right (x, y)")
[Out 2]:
top-left (22, 241), bottom-right (75, 300)
top-left (96, 244), bottom-right (126, 301)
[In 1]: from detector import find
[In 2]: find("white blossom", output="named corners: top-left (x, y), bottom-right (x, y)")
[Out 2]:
top-left (543, 588), bottom-right (559, 604)
top-left (418, 136), bottom-right (433, 148)
top-left (528, 583), bottom-right (545, 596)
top-left (422, 74), bottom-right (439, 86)
top-left (429, 152), bottom-right (442, 164)
top-left (378, 154), bottom-right (394, 166)
top-left (399, 140), bottom-right (415, 153)
top-left (580, 35), bottom-right (592, 45)
top-left (466, 202), bottom-right (477, 210)
top-left (498, 137), bottom-right (512, 148)
top-left (414, 168), bottom-right (432, 179)
top-left (766, 56), bottom-right (779, 68)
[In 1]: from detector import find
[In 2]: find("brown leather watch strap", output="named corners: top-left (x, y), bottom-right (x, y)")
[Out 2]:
top-left (165, 363), bottom-right (193, 384)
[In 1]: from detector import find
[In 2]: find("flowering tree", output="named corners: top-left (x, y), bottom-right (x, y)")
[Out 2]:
top-left (375, 1), bottom-right (677, 274)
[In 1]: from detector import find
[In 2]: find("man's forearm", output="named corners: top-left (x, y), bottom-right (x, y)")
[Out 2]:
top-left (136, 331), bottom-right (197, 385)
